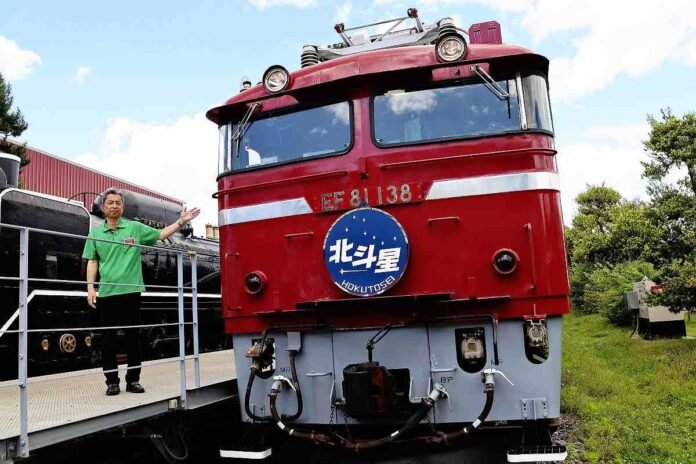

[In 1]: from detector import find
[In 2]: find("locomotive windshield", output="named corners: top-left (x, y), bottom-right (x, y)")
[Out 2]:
top-left (372, 73), bottom-right (552, 146)
top-left (218, 101), bottom-right (351, 174)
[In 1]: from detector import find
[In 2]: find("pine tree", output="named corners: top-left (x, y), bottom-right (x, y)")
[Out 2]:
top-left (0, 72), bottom-right (29, 166)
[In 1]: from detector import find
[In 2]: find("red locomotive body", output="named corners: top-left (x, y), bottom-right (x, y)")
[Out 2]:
top-left (209, 12), bottom-right (569, 462)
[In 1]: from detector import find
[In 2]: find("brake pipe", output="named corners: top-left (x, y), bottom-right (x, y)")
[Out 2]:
top-left (269, 378), bottom-right (449, 450)
top-left (269, 376), bottom-right (335, 445)
top-left (420, 368), bottom-right (510, 444)
top-left (334, 384), bottom-right (449, 451)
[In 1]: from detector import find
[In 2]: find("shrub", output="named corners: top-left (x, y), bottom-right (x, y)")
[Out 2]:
top-left (583, 261), bottom-right (657, 325)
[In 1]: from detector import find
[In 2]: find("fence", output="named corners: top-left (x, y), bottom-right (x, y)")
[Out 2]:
top-left (0, 222), bottom-right (218, 458)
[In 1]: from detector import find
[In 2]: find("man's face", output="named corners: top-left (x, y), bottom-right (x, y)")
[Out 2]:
top-left (101, 194), bottom-right (124, 220)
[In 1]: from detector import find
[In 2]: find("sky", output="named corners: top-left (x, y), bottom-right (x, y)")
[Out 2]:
top-left (1, 0), bottom-right (695, 234)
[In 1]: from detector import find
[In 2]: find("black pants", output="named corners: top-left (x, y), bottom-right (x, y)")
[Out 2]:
top-left (98, 293), bottom-right (142, 386)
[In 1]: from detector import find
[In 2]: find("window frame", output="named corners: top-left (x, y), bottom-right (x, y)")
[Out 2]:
top-left (218, 99), bottom-right (355, 176)
top-left (369, 73), bottom-right (553, 149)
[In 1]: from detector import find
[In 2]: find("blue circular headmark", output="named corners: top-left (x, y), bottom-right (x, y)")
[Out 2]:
top-left (323, 207), bottom-right (409, 297)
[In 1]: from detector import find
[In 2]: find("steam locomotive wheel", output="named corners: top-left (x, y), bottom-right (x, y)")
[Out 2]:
top-left (59, 334), bottom-right (78, 353)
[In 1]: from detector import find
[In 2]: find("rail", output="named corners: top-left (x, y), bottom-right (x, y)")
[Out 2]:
top-left (0, 222), bottom-right (217, 458)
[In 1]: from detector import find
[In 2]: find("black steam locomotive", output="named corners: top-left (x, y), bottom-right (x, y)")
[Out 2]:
top-left (0, 153), bottom-right (224, 381)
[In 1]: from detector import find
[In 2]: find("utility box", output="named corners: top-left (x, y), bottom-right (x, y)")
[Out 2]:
top-left (632, 278), bottom-right (687, 339)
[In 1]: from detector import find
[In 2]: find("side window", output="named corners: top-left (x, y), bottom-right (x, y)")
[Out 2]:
top-left (521, 74), bottom-right (553, 133)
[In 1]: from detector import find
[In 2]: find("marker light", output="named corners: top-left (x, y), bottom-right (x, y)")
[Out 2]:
top-left (41, 338), bottom-right (50, 352)
top-left (435, 34), bottom-right (467, 62)
top-left (240, 76), bottom-right (252, 92)
top-left (492, 249), bottom-right (519, 275)
top-left (84, 335), bottom-right (92, 348)
top-left (262, 65), bottom-right (290, 93)
top-left (244, 271), bottom-right (268, 295)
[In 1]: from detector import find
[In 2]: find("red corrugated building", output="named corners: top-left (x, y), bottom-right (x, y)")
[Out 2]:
top-left (17, 144), bottom-right (182, 207)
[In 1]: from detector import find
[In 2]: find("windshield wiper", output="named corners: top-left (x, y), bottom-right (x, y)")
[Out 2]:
top-left (232, 102), bottom-right (262, 157)
top-left (471, 65), bottom-right (509, 100)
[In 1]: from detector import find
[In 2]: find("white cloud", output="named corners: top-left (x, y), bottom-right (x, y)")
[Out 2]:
top-left (386, 91), bottom-right (437, 114)
top-left (672, 37), bottom-right (696, 67)
top-left (334, 2), bottom-right (353, 24)
top-left (0, 36), bottom-right (41, 81)
top-left (418, 0), bottom-right (531, 12)
top-left (557, 122), bottom-right (651, 223)
top-left (74, 66), bottom-right (92, 85)
top-left (247, 0), bottom-right (318, 9)
top-left (374, 1), bottom-right (696, 102)
top-left (74, 113), bottom-right (219, 235)
top-left (372, 0), bottom-right (400, 5)
top-left (521, 0), bottom-right (696, 102)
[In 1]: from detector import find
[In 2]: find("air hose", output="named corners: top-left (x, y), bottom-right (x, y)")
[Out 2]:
top-left (269, 379), bottom-right (448, 450)
top-left (244, 349), bottom-right (303, 422)
top-left (419, 368), bottom-right (505, 444)
top-left (269, 369), bottom-right (508, 451)
top-left (333, 385), bottom-right (446, 451)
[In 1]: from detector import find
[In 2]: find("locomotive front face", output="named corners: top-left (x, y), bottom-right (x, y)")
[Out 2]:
top-left (210, 20), bottom-right (569, 460)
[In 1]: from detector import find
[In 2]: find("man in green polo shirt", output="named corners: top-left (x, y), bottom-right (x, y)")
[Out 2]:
top-left (83, 188), bottom-right (200, 396)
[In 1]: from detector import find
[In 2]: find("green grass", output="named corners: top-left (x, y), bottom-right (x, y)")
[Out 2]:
top-left (561, 314), bottom-right (696, 463)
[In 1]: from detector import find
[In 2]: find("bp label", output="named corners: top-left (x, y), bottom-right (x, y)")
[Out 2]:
top-left (323, 207), bottom-right (409, 297)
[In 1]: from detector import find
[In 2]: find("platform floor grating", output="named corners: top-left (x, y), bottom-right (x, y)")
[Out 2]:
top-left (0, 350), bottom-right (236, 441)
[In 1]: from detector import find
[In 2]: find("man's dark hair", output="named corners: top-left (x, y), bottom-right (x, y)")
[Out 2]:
top-left (101, 188), bottom-right (125, 205)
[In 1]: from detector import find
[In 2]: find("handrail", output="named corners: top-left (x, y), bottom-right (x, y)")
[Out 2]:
top-left (0, 276), bottom-right (194, 289)
top-left (0, 222), bottom-right (219, 257)
top-left (0, 355), bottom-right (200, 389)
top-left (0, 222), bottom-right (210, 458)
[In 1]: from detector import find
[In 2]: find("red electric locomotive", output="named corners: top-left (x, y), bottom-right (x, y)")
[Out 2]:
top-left (208, 9), bottom-right (569, 463)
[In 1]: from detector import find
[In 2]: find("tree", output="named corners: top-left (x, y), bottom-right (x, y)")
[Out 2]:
top-left (642, 109), bottom-right (696, 313)
top-left (0, 72), bottom-right (29, 166)
top-left (565, 185), bottom-right (660, 315)
top-left (584, 260), bottom-right (657, 325)
top-left (642, 108), bottom-right (696, 196)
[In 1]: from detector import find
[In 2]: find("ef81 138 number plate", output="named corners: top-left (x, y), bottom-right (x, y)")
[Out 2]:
top-left (314, 183), bottom-right (423, 213)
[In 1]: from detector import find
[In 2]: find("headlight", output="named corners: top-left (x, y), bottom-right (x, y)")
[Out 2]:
top-left (435, 34), bottom-right (467, 62)
top-left (492, 249), bottom-right (519, 275)
top-left (244, 271), bottom-right (267, 295)
top-left (262, 65), bottom-right (290, 93)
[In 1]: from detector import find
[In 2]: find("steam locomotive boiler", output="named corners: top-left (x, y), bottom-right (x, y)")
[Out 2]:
top-left (210, 10), bottom-right (569, 463)
top-left (0, 152), bottom-right (224, 381)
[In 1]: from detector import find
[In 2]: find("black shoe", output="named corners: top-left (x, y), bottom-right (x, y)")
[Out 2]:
top-left (106, 384), bottom-right (120, 396)
top-left (126, 382), bottom-right (145, 393)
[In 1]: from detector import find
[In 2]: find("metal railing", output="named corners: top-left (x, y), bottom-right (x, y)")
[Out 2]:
top-left (0, 222), bottom-right (217, 458)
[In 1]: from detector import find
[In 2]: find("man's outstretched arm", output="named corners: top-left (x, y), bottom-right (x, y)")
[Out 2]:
top-left (158, 206), bottom-right (201, 241)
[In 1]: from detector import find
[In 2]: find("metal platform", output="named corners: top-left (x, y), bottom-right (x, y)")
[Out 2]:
top-left (0, 350), bottom-right (237, 459)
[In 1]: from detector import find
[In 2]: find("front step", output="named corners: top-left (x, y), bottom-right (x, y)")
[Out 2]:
top-left (507, 444), bottom-right (568, 462)
top-left (220, 447), bottom-right (273, 460)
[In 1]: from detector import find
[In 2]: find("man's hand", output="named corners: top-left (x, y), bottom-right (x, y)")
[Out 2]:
top-left (179, 206), bottom-right (201, 224)
top-left (87, 288), bottom-right (97, 309)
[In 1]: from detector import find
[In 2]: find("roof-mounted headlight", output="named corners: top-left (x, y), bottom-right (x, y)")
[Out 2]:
top-left (435, 33), bottom-right (467, 63)
top-left (240, 75), bottom-right (252, 92)
top-left (262, 65), bottom-right (291, 93)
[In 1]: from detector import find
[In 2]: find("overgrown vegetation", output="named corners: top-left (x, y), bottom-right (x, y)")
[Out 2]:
top-left (566, 109), bottom-right (696, 322)
top-left (562, 314), bottom-right (695, 463)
